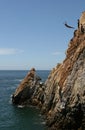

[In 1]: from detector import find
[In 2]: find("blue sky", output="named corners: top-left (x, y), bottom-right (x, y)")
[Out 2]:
top-left (0, 0), bottom-right (85, 70)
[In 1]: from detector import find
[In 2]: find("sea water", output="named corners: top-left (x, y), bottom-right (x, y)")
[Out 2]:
top-left (0, 70), bottom-right (50, 130)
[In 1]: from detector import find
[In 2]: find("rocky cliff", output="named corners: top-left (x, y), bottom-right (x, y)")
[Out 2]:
top-left (12, 12), bottom-right (85, 130)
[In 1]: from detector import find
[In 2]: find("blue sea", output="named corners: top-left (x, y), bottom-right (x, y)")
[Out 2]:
top-left (0, 70), bottom-right (50, 130)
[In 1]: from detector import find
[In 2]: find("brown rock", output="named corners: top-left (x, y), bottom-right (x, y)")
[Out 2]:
top-left (42, 12), bottom-right (85, 130)
top-left (12, 11), bottom-right (85, 130)
top-left (12, 68), bottom-right (42, 105)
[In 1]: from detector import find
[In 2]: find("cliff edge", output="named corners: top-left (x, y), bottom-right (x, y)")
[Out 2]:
top-left (12, 12), bottom-right (85, 130)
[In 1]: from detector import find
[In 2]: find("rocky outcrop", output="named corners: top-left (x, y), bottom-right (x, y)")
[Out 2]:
top-left (12, 68), bottom-right (45, 107)
top-left (12, 12), bottom-right (85, 130)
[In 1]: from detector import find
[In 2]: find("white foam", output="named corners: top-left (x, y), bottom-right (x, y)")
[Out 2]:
top-left (17, 105), bottom-right (24, 108)
top-left (41, 121), bottom-right (46, 125)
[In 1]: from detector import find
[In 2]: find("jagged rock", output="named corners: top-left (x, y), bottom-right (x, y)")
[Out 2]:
top-left (42, 11), bottom-right (85, 130)
top-left (12, 68), bottom-right (44, 106)
top-left (12, 11), bottom-right (85, 130)
top-left (79, 11), bottom-right (85, 33)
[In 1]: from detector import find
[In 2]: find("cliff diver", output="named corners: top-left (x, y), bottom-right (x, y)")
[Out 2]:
top-left (64, 22), bottom-right (74, 29)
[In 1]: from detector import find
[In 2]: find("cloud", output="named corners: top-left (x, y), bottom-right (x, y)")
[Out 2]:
top-left (0, 48), bottom-right (24, 55)
top-left (52, 51), bottom-right (62, 56)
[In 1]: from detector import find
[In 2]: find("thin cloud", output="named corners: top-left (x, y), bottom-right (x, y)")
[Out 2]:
top-left (52, 51), bottom-right (62, 56)
top-left (0, 48), bottom-right (24, 55)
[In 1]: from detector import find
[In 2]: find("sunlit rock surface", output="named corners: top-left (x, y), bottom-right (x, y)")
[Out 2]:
top-left (12, 12), bottom-right (85, 130)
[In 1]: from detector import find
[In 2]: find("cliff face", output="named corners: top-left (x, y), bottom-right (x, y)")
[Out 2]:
top-left (12, 12), bottom-right (85, 130)
top-left (42, 31), bottom-right (85, 130)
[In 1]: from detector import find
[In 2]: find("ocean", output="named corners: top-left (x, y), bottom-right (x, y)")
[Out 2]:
top-left (0, 70), bottom-right (50, 130)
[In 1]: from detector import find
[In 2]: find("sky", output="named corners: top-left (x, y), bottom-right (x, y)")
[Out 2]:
top-left (0, 0), bottom-right (85, 70)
